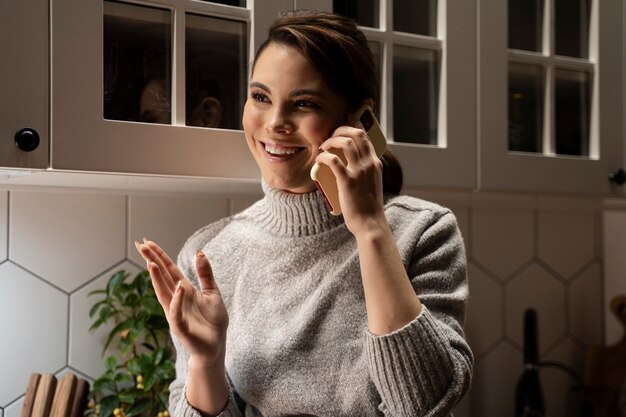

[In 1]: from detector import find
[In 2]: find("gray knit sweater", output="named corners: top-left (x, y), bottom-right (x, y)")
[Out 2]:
top-left (171, 183), bottom-right (473, 417)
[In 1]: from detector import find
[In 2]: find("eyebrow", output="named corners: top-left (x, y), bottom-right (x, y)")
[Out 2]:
top-left (249, 82), bottom-right (327, 99)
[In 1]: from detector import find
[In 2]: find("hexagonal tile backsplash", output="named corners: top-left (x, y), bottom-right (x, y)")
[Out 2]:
top-left (10, 191), bottom-right (126, 292)
top-left (0, 188), bottom-right (604, 417)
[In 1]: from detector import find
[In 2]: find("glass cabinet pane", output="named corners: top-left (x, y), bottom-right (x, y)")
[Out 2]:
top-left (104, 1), bottom-right (172, 124)
top-left (186, 13), bottom-right (247, 129)
top-left (508, 63), bottom-right (544, 153)
top-left (554, 69), bottom-right (590, 156)
top-left (508, 0), bottom-right (543, 52)
top-left (393, 46), bottom-right (440, 144)
top-left (393, 0), bottom-right (437, 36)
top-left (555, 0), bottom-right (591, 58)
top-left (333, 0), bottom-right (379, 28)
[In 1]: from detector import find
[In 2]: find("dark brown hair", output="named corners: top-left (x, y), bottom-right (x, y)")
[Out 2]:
top-left (252, 10), bottom-right (403, 195)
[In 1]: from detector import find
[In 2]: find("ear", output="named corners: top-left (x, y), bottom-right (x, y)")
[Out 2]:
top-left (190, 97), bottom-right (222, 128)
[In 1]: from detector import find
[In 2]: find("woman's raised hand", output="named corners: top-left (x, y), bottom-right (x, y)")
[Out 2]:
top-left (316, 116), bottom-right (386, 236)
top-left (135, 239), bottom-right (229, 368)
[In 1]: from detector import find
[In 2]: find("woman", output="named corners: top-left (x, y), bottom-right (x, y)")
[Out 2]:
top-left (136, 9), bottom-right (472, 417)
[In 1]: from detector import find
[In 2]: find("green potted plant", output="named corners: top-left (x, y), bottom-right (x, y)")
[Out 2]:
top-left (86, 270), bottom-right (175, 417)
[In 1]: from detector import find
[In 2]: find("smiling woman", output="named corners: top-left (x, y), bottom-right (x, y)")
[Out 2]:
top-left (135, 9), bottom-right (472, 417)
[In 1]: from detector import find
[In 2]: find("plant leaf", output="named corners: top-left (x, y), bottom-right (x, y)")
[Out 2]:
top-left (107, 271), bottom-right (128, 296)
top-left (125, 398), bottom-right (151, 417)
top-left (143, 371), bottom-right (157, 391)
top-left (153, 347), bottom-right (165, 365)
top-left (92, 376), bottom-right (115, 393)
top-left (99, 395), bottom-right (119, 417)
top-left (102, 319), bottom-right (133, 354)
top-left (88, 300), bottom-right (106, 319)
top-left (118, 388), bottom-right (144, 403)
top-left (142, 298), bottom-right (163, 316)
top-left (105, 355), bottom-right (117, 372)
top-left (126, 358), bottom-right (141, 375)
top-left (114, 372), bottom-right (131, 383)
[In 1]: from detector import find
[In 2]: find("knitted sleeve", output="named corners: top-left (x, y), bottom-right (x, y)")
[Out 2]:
top-left (168, 219), bottom-right (243, 417)
top-left (365, 208), bottom-right (473, 417)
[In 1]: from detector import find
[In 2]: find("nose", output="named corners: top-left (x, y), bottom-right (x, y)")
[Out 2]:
top-left (265, 105), bottom-right (293, 134)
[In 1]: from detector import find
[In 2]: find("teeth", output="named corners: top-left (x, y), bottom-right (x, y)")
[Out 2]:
top-left (265, 144), bottom-right (300, 155)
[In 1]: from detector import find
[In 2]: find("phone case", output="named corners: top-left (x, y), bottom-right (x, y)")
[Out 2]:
top-left (310, 104), bottom-right (387, 216)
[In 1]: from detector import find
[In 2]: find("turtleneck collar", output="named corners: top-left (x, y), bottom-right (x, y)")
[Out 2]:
top-left (247, 180), bottom-right (345, 237)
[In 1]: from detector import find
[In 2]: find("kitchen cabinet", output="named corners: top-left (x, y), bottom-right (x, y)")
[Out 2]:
top-left (0, 0), bottom-right (49, 170)
top-left (1, 0), bottom-right (624, 197)
top-left (478, 0), bottom-right (624, 196)
top-left (50, 0), bottom-right (274, 179)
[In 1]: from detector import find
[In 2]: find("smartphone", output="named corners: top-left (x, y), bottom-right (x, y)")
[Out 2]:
top-left (310, 104), bottom-right (387, 216)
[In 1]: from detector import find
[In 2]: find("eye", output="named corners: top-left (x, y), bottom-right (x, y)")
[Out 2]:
top-left (250, 92), bottom-right (270, 103)
top-left (294, 99), bottom-right (320, 109)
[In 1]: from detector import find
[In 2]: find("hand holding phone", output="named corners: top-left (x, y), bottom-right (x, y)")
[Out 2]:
top-left (310, 104), bottom-right (387, 216)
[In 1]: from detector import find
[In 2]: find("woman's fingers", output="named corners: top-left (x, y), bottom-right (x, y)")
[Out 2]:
top-left (135, 240), bottom-right (178, 293)
top-left (144, 239), bottom-right (185, 283)
top-left (321, 125), bottom-right (375, 170)
top-left (315, 150), bottom-right (349, 184)
top-left (146, 260), bottom-right (173, 313)
top-left (168, 281), bottom-right (186, 335)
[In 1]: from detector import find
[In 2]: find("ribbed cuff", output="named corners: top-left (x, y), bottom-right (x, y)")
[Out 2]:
top-left (180, 383), bottom-right (241, 417)
top-left (365, 306), bottom-right (454, 416)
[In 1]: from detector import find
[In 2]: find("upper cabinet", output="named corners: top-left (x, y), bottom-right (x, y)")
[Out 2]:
top-left (479, 0), bottom-right (624, 195)
top-left (0, 0), bottom-right (49, 170)
top-left (1, 0), bottom-right (624, 196)
top-left (51, 0), bottom-right (267, 179)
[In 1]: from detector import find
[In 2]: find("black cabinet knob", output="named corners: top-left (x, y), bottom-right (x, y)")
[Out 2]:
top-left (609, 169), bottom-right (626, 185)
top-left (14, 128), bottom-right (40, 152)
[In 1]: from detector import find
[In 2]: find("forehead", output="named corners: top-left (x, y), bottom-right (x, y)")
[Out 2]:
top-left (251, 42), bottom-right (327, 90)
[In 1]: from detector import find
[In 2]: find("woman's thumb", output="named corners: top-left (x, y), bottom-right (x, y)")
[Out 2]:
top-left (195, 250), bottom-right (219, 293)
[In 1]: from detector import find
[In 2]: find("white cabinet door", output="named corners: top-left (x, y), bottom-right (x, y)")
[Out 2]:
top-left (0, 0), bottom-right (49, 169)
top-left (479, 0), bottom-right (624, 195)
top-left (51, 0), bottom-right (290, 179)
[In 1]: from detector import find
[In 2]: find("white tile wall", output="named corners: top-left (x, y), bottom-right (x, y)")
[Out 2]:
top-left (127, 194), bottom-right (229, 266)
top-left (471, 208), bottom-right (534, 280)
top-left (9, 191), bottom-right (126, 292)
top-left (0, 262), bottom-right (68, 406)
top-left (538, 211), bottom-right (596, 279)
top-left (465, 262), bottom-right (502, 358)
top-left (0, 187), bottom-right (606, 417)
top-left (4, 399), bottom-right (19, 417)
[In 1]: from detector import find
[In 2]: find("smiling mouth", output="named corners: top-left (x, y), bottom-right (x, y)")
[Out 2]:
top-left (263, 143), bottom-right (305, 157)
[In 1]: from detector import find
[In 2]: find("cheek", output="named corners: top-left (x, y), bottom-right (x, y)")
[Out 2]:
top-left (242, 102), bottom-right (260, 133)
top-left (305, 120), bottom-right (337, 147)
